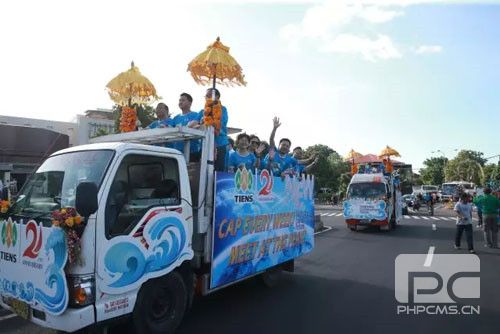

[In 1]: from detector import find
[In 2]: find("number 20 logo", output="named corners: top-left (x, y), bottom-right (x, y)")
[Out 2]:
top-left (23, 221), bottom-right (43, 259)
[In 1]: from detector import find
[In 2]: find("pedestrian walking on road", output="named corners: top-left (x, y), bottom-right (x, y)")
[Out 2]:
top-left (473, 187), bottom-right (500, 248)
top-left (454, 193), bottom-right (475, 253)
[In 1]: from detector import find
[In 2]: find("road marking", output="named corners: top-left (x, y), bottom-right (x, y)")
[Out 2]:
top-left (320, 213), bottom-right (329, 216)
top-left (327, 213), bottom-right (336, 216)
top-left (432, 223), bottom-right (437, 231)
top-left (430, 217), bottom-right (440, 220)
top-left (438, 217), bottom-right (449, 221)
top-left (404, 215), bottom-right (410, 219)
top-left (446, 217), bottom-right (456, 221)
top-left (314, 226), bottom-right (333, 235)
top-left (0, 313), bottom-right (17, 321)
top-left (424, 246), bottom-right (435, 267)
top-left (421, 216), bottom-right (430, 220)
top-left (336, 213), bottom-right (343, 217)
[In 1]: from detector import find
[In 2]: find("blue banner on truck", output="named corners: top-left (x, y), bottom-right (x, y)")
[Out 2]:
top-left (210, 169), bottom-right (315, 289)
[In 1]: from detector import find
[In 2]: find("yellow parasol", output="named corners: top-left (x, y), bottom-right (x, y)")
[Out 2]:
top-left (105, 62), bottom-right (159, 133)
top-left (344, 149), bottom-right (363, 162)
top-left (378, 145), bottom-right (401, 158)
top-left (187, 37), bottom-right (246, 89)
top-left (106, 61), bottom-right (159, 107)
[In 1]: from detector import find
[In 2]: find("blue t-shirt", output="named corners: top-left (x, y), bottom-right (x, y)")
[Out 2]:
top-left (262, 148), bottom-right (298, 177)
top-left (228, 151), bottom-right (257, 173)
top-left (170, 111), bottom-right (201, 153)
top-left (295, 163), bottom-right (305, 175)
top-left (147, 118), bottom-right (173, 129)
top-left (198, 105), bottom-right (229, 148)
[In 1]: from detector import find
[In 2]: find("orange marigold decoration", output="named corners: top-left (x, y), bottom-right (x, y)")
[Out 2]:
top-left (51, 207), bottom-right (85, 265)
top-left (203, 99), bottom-right (222, 135)
top-left (120, 106), bottom-right (137, 133)
top-left (0, 200), bottom-right (10, 214)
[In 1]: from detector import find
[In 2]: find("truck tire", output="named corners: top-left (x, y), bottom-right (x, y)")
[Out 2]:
top-left (379, 224), bottom-right (390, 231)
top-left (260, 266), bottom-right (283, 288)
top-left (133, 271), bottom-right (187, 334)
top-left (349, 225), bottom-right (357, 231)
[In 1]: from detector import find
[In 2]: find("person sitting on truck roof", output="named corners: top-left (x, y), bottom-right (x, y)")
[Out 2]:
top-left (198, 88), bottom-right (229, 172)
top-left (170, 93), bottom-right (202, 161)
top-left (228, 133), bottom-right (264, 173)
top-left (147, 103), bottom-right (173, 129)
top-left (262, 117), bottom-right (298, 177)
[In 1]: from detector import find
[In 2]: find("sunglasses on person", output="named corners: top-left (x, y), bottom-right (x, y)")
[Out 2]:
top-left (251, 141), bottom-right (260, 145)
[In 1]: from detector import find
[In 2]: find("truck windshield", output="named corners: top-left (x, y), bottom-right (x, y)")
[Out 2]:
top-left (442, 184), bottom-right (457, 195)
top-left (423, 186), bottom-right (438, 191)
top-left (7, 150), bottom-right (114, 226)
top-left (348, 182), bottom-right (387, 200)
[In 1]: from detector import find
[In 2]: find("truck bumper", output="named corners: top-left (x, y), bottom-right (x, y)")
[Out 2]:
top-left (345, 218), bottom-right (388, 226)
top-left (0, 298), bottom-right (95, 333)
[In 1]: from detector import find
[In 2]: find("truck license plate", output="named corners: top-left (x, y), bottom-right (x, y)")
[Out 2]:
top-left (8, 299), bottom-right (30, 320)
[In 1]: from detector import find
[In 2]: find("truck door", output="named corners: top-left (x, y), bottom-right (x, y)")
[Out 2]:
top-left (93, 152), bottom-right (193, 322)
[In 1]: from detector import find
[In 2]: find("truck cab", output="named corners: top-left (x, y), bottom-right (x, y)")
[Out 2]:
top-left (0, 126), bottom-right (315, 333)
top-left (343, 172), bottom-right (402, 231)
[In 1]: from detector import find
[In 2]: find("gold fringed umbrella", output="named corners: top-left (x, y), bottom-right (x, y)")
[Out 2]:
top-left (378, 145), bottom-right (401, 158)
top-left (106, 62), bottom-right (159, 132)
top-left (344, 149), bottom-right (363, 162)
top-left (187, 37), bottom-right (246, 89)
top-left (106, 61), bottom-right (159, 106)
top-left (187, 37), bottom-right (246, 134)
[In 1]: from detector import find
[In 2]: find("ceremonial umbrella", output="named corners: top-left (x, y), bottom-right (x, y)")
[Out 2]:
top-left (187, 37), bottom-right (246, 90)
top-left (187, 37), bottom-right (246, 134)
top-left (344, 149), bottom-right (363, 162)
top-left (378, 145), bottom-right (401, 159)
top-left (106, 62), bottom-right (159, 132)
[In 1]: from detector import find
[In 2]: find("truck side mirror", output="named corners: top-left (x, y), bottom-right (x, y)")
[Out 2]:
top-left (76, 182), bottom-right (98, 218)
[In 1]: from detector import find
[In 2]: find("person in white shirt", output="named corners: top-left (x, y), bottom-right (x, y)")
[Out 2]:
top-left (454, 193), bottom-right (475, 253)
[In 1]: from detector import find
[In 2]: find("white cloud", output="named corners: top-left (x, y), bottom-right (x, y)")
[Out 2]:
top-left (321, 34), bottom-right (402, 61)
top-left (357, 6), bottom-right (404, 23)
top-left (415, 45), bottom-right (443, 54)
top-left (279, 1), bottom-right (407, 61)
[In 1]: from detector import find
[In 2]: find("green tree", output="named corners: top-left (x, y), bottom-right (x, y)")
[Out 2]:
top-left (444, 150), bottom-right (486, 185)
top-left (304, 145), bottom-right (351, 193)
top-left (412, 172), bottom-right (423, 186)
top-left (419, 156), bottom-right (448, 185)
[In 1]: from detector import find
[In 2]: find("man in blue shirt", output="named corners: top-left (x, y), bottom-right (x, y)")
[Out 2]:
top-left (170, 93), bottom-right (202, 161)
top-left (263, 117), bottom-right (298, 177)
top-left (292, 146), bottom-right (318, 176)
top-left (199, 88), bottom-right (228, 172)
top-left (147, 103), bottom-right (173, 129)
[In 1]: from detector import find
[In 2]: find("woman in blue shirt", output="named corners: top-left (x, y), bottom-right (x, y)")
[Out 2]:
top-left (228, 133), bottom-right (264, 173)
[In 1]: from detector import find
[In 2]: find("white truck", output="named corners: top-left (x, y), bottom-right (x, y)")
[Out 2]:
top-left (0, 127), bottom-right (315, 333)
top-left (343, 172), bottom-right (402, 231)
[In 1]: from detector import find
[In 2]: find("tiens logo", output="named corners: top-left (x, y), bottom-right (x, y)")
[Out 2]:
top-left (235, 167), bottom-right (253, 192)
top-left (1, 219), bottom-right (17, 248)
top-left (234, 167), bottom-right (254, 203)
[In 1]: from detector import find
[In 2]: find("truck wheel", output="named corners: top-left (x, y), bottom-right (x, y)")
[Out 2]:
top-left (379, 224), bottom-right (390, 231)
top-left (260, 267), bottom-right (283, 288)
top-left (133, 271), bottom-right (187, 334)
top-left (349, 225), bottom-right (357, 231)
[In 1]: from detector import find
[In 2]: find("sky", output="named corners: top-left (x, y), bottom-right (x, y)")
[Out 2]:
top-left (0, 0), bottom-right (499, 170)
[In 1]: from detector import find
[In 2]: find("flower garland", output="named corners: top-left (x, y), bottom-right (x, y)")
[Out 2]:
top-left (51, 208), bottom-right (84, 265)
top-left (120, 106), bottom-right (137, 133)
top-left (203, 98), bottom-right (222, 135)
top-left (0, 200), bottom-right (10, 214)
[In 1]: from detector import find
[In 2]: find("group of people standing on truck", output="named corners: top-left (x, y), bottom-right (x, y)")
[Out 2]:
top-left (143, 89), bottom-right (318, 178)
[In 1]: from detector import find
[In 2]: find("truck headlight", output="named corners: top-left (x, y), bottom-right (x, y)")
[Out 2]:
top-left (68, 274), bottom-right (95, 307)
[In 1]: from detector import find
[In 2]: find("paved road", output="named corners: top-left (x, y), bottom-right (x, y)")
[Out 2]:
top-left (2, 206), bottom-right (499, 334)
